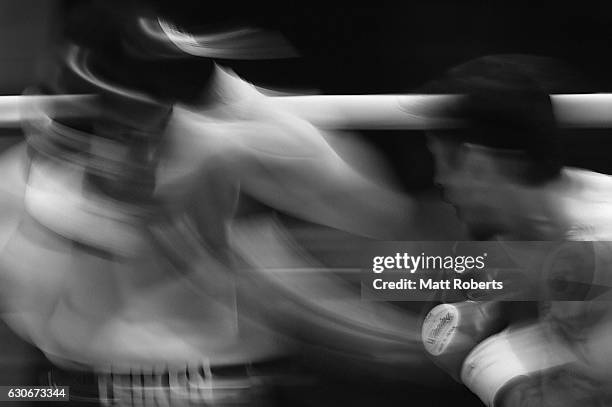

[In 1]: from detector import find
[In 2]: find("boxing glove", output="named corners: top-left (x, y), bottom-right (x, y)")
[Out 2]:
top-left (421, 300), bottom-right (505, 381)
top-left (460, 323), bottom-right (577, 406)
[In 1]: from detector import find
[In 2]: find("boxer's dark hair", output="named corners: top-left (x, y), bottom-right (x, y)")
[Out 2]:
top-left (63, 0), bottom-right (215, 104)
top-left (424, 55), bottom-right (565, 185)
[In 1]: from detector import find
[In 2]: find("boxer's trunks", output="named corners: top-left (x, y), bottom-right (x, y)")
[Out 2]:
top-left (42, 359), bottom-right (295, 406)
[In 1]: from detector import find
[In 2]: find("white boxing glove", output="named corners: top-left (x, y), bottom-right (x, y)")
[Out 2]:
top-left (422, 301), bottom-right (505, 380)
top-left (460, 323), bottom-right (578, 406)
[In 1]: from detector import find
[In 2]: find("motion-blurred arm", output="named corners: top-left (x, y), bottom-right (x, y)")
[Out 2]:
top-left (158, 104), bottom-right (415, 239)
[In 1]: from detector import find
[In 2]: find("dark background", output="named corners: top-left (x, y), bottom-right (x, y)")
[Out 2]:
top-left (4, 2), bottom-right (612, 93)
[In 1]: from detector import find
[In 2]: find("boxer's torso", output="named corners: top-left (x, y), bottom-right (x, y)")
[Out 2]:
top-left (0, 137), bottom-right (287, 373)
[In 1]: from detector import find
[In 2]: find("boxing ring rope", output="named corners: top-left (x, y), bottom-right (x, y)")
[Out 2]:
top-left (271, 94), bottom-right (612, 130)
top-left (2, 93), bottom-right (612, 129)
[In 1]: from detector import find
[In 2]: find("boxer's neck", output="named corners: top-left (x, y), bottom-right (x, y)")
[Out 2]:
top-left (197, 64), bottom-right (260, 113)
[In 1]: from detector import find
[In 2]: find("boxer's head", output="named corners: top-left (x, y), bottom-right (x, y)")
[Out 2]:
top-left (424, 55), bottom-right (564, 239)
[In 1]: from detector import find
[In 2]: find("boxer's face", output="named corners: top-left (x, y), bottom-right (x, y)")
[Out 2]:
top-left (428, 137), bottom-right (513, 240)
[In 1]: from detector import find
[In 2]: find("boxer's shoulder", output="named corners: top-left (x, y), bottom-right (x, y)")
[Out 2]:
top-left (561, 168), bottom-right (612, 241)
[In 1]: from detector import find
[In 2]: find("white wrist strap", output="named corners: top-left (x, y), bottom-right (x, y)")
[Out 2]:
top-left (460, 324), bottom-right (577, 406)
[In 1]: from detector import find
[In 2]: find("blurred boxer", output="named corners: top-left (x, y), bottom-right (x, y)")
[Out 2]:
top-left (422, 55), bottom-right (612, 406)
top-left (0, 1), bottom-right (417, 406)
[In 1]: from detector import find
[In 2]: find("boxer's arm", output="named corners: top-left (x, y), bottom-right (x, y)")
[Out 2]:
top-left (488, 244), bottom-right (612, 406)
top-left (162, 105), bottom-right (416, 239)
top-left (228, 125), bottom-right (415, 239)
top-left (457, 322), bottom-right (607, 407)
top-left (494, 367), bottom-right (610, 407)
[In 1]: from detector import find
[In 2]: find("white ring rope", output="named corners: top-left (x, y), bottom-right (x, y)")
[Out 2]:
top-left (5, 93), bottom-right (612, 130)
